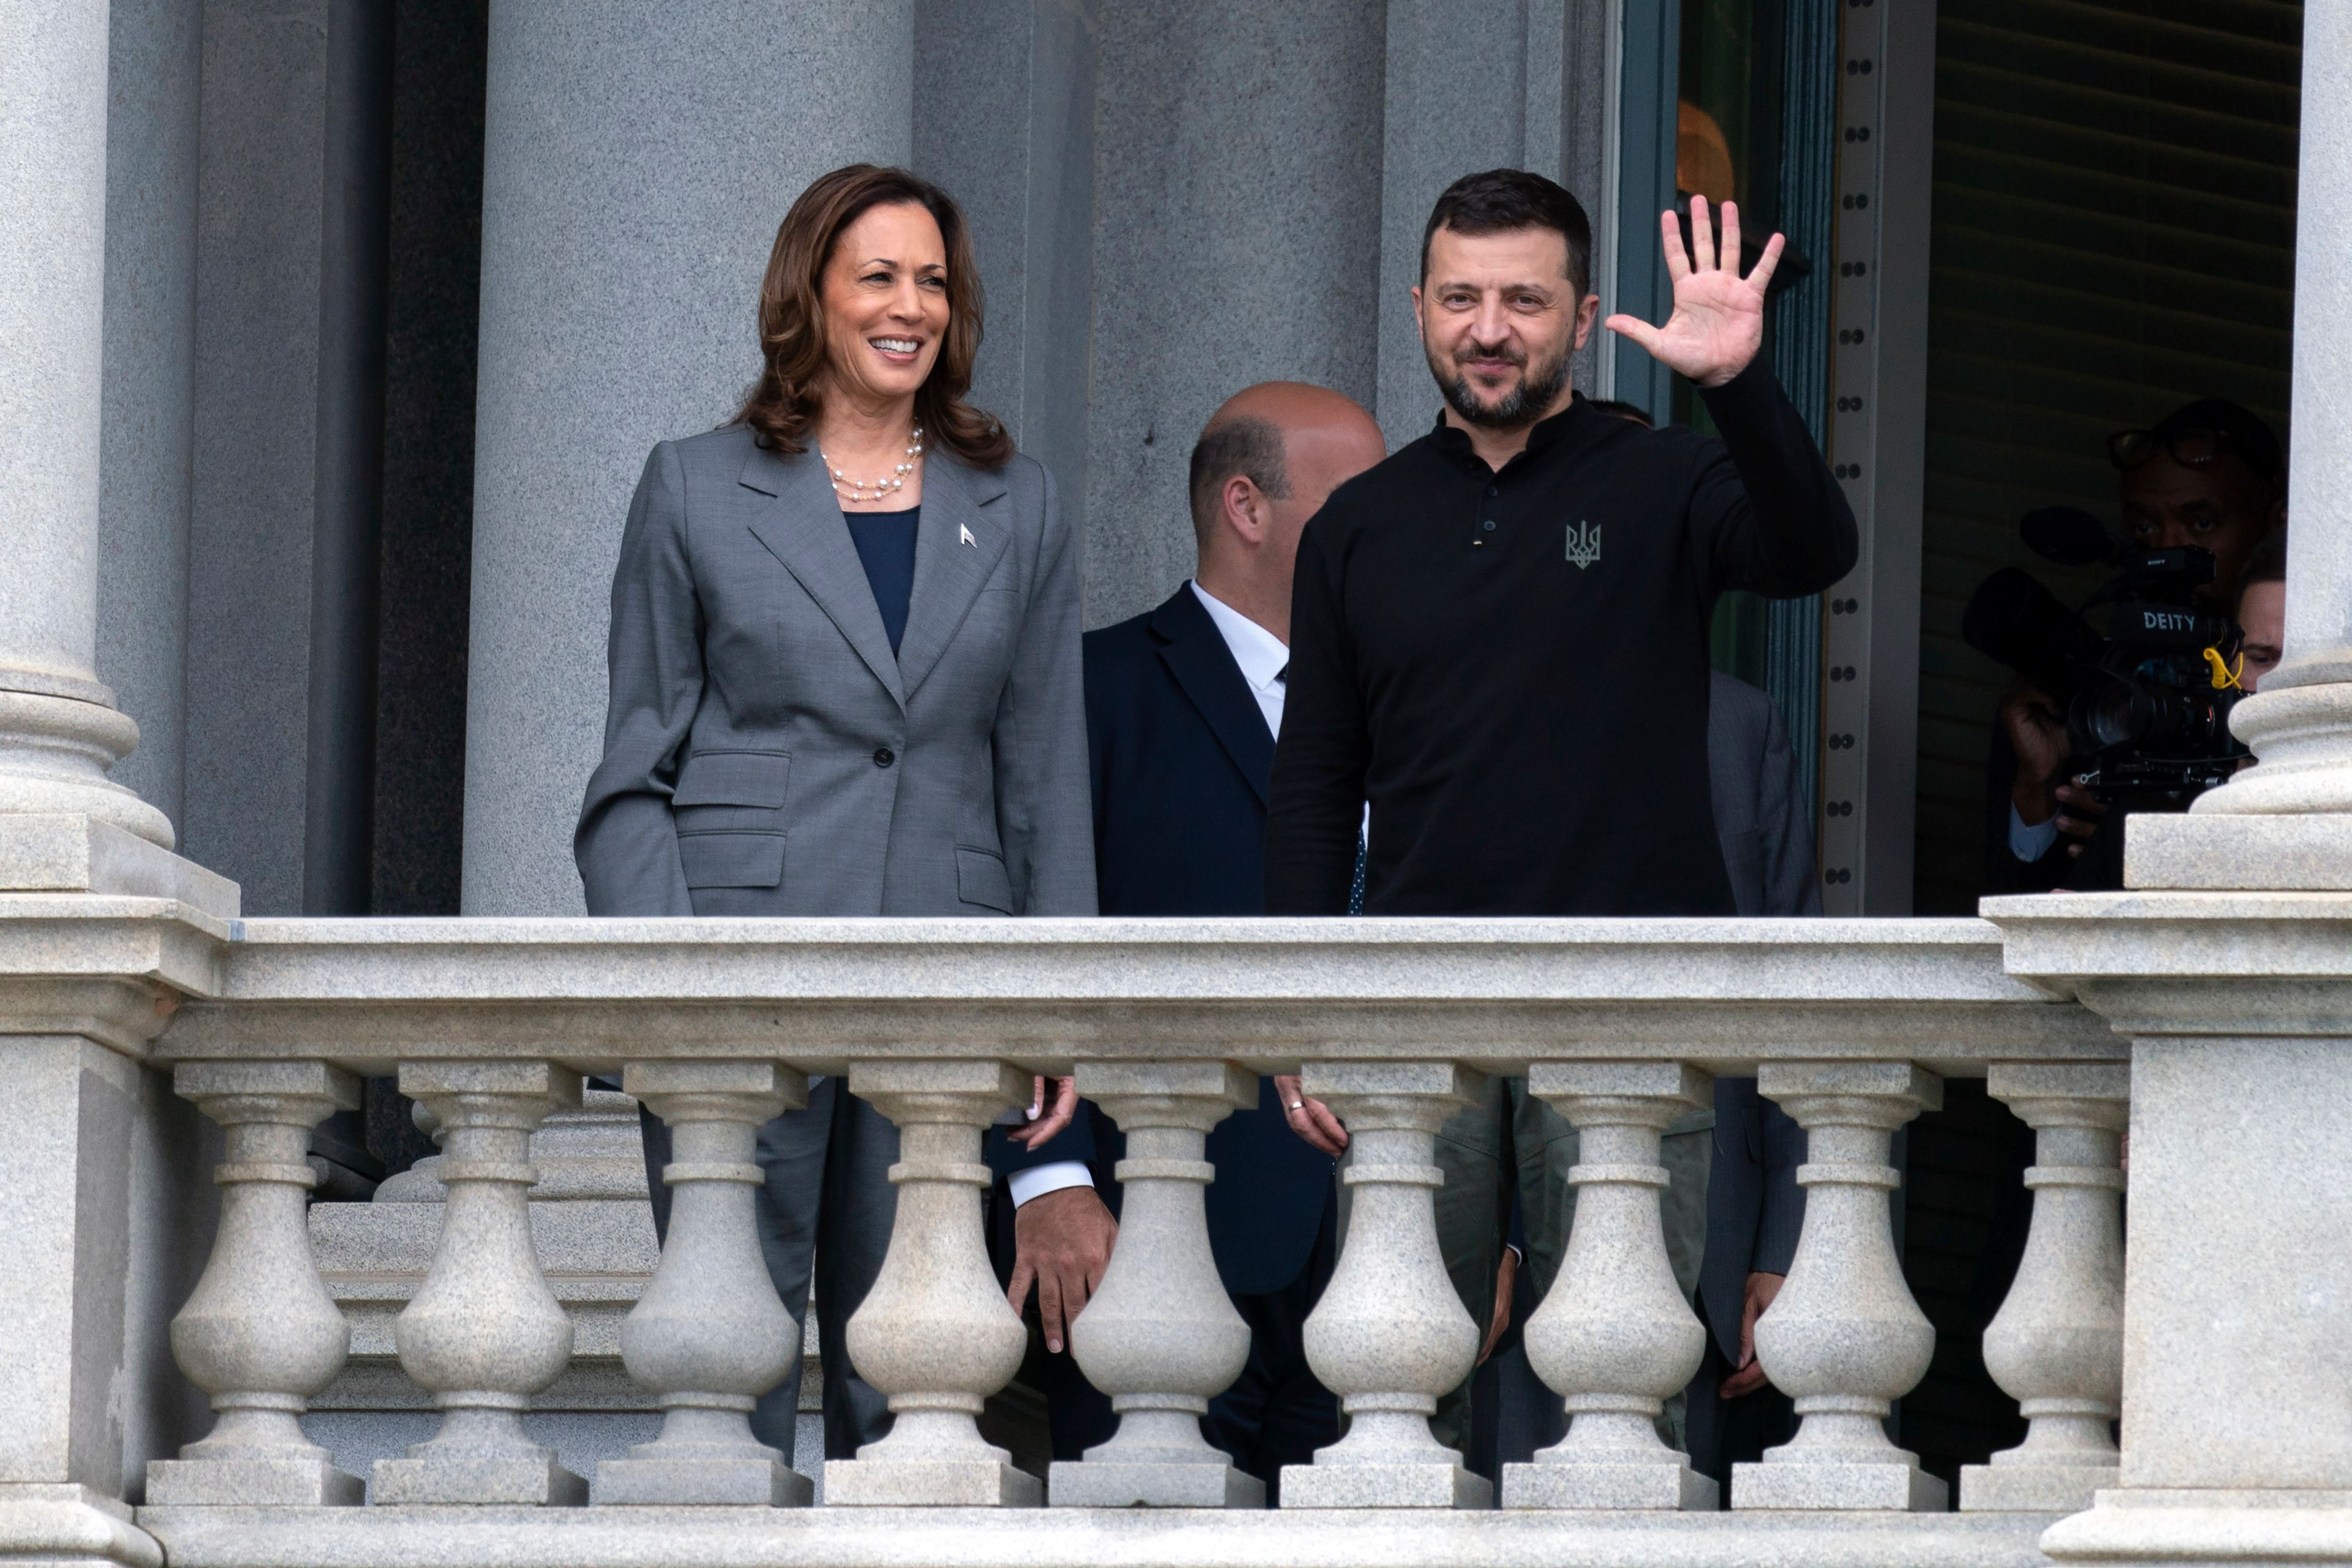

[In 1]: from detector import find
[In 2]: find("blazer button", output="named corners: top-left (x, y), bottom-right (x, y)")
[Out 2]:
top-left (873, 746), bottom-right (895, 769)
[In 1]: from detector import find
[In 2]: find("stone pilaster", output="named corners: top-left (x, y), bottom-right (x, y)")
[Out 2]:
top-left (0, 962), bottom-right (190, 1567)
top-left (1991, 894), bottom-right (2352, 1567)
top-left (461, 1), bottom-right (913, 914)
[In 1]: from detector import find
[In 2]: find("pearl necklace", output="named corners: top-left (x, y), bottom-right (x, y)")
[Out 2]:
top-left (826, 425), bottom-right (925, 505)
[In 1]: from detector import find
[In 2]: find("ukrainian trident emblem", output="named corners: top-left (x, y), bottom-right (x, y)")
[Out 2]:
top-left (1565, 519), bottom-right (1602, 569)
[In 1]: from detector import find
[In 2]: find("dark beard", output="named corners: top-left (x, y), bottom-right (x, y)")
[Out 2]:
top-left (1432, 341), bottom-right (1571, 429)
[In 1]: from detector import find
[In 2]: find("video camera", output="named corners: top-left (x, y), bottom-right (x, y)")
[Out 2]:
top-left (1961, 505), bottom-right (2247, 807)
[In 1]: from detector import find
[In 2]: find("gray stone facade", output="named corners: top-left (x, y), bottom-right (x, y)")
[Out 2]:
top-left (21, 8), bottom-right (2352, 1568)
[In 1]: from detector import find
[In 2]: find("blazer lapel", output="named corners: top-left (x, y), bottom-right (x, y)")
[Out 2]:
top-left (739, 442), bottom-right (907, 709)
top-left (1152, 587), bottom-right (1276, 806)
top-left (896, 456), bottom-right (1011, 701)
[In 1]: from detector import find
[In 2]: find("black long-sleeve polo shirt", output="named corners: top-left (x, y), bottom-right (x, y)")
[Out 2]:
top-left (1264, 359), bottom-right (1857, 916)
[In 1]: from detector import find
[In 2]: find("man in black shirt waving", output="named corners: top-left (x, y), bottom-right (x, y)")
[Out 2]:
top-left (1266, 170), bottom-right (1856, 916)
top-left (1263, 168), bottom-right (1856, 1466)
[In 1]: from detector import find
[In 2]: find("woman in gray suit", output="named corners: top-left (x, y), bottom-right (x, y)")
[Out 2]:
top-left (575, 164), bottom-right (1095, 1471)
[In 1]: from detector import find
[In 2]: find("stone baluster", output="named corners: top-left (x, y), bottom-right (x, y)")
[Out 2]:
top-left (1961, 1062), bottom-right (2128, 1512)
top-left (826, 1060), bottom-right (1038, 1506)
top-left (1284, 1062), bottom-right (1488, 1510)
top-left (372, 1098), bottom-right (445, 1200)
top-left (1504, 1061), bottom-right (1714, 1510)
top-left (146, 1062), bottom-right (363, 1506)
top-left (1054, 1061), bottom-right (1259, 1508)
top-left (373, 1061), bottom-right (586, 1506)
top-left (1735, 1060), bottom-right (1946, 1511)
top-left (600, 1061), bottom-right (807, 1506)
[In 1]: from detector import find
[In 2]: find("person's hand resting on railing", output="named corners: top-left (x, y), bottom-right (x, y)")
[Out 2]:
top-left (1479, 1246), bottom-right (1517, 1366)
top-left (1719, 1270), bottom-right (1785, 1398)
top-left (1009, 1074), bottom-right (1080, 1147)
top-left (1005, 1186), bottom-right (1118, 1355)
top-left (1273, 1073), bottom-right (1348, 1155)
top-left (1003, 1074), bottom-right (1118, 1354)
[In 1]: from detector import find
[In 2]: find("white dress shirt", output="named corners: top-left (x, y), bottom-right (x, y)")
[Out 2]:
top-left (1191, 580), bottom-right (1291, 734)
top-left (1006, 582), bottom-right (1295, 1209)
top-left (2008, 803), bottom-right (2060, 863)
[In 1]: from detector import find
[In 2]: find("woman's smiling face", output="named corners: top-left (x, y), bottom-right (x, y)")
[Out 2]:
top-left (819, 200), bottom-right (950, 410)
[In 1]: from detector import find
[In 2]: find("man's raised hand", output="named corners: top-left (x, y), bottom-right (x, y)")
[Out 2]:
top-left (1604, 197), bottom-right (1782, 389)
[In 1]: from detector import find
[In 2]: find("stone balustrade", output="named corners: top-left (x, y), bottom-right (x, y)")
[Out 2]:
top-left (0, 908), bottom-right (2157, 1568)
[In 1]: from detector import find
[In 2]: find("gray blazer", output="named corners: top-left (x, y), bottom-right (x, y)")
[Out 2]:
top-left (575, 424), bottom-right (1095, 919)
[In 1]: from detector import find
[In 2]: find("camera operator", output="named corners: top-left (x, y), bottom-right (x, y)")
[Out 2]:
top-left (1987, 399), bottom-right (2285, 894)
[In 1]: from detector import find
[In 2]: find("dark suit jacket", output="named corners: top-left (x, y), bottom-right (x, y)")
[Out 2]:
top-left (1017, 585), bottom-right (1336, 1297)
top-left (1698, 1077), bottom-right (1806, 1363)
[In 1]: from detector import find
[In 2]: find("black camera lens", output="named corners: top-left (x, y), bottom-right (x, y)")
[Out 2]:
top-left (2073, 673), bottom-right (2231, 758)
top-left (2081, 683), bottom-right (2141, 750)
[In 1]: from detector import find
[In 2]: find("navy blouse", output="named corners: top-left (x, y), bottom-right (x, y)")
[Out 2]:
top-left (843, 505), bottom-right (919, 655)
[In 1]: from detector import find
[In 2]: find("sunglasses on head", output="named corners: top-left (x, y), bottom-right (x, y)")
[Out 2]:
top-left (2108, 426), bottom-right (2241, 472)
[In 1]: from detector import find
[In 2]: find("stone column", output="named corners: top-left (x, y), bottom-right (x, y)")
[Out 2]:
top-left (2129, 2), bottom-right (2352, 890)
top-left (97, 0), bottom-right (203, 832)
top-left (1080, 0), bottom-right (1383, 630)
top-left (1054, 1061), bottom-right (1257, 1509)
top-left (461, 2), bottom-right (913, 914)
top-left (1735, 1061), bottom-right (1945, 1512)
top-left (1504, 1062), bottom-right (1714, 1511)
top-left (373, 1061), bottom-right (586, 1506)
top-left (147, 1063), bottom-right (362, 1506)
top-left (826, 1060), bottom-right (1037, 1507)
top-left (1960, 1063), bottom-right (2126, 1513)
top-left (600, 1061), bottom-right (807, 1507)
top-left (179, 0), bottom-right (337, 913)
top-left (1284, 1062), bottom-right (1489, 1511)
top-left (0, 0), bottom-right (184, 884)
top-left (1373, 0), bottom-right (1622, 451)
top-left (911, 0), bottom-right (1096, 521)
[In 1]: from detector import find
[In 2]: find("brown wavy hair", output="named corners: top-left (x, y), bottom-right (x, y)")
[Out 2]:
top-left (734, 164), bottom-right (1011, 468)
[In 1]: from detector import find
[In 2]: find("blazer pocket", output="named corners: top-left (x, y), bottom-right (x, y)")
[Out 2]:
top-left (674, 749), bottom-right (790, 807)
top-left (956, 846), bottom-right (1016, 914)
top-left (674, 749), bottom-right (790, 835)
top-left (678, 831), bottom-right (786, 890)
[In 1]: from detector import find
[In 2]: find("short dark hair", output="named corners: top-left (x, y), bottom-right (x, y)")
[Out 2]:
top-left (2152, 398), bottom-right (2286, 499)
top-left (1421, 168), bottom-right (1594, 299)
top-left (1188, 416), bottom-right (1289, 538)
top-left (2237, 527), bottom-right (2287, 611)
